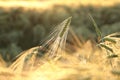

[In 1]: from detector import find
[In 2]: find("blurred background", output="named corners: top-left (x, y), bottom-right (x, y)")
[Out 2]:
top-left (0, 0), bottom-right (120, 61)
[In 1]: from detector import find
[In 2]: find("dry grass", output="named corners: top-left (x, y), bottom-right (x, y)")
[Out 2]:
top-left (0, 2), bottom-right (120, 79)
top-left (0, 40), bottom-right (120, 80)
top-left (0, 17), bottom-right (120, 80)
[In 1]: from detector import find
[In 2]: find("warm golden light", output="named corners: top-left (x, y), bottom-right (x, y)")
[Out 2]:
top-left (0, 0), bottom-right (120, 80)
top-left (0, 0), bottom-right (120, 10)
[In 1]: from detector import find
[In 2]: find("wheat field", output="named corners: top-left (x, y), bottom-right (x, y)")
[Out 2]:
top-left (0, 16), bottom-right (120, 80)
top-left (0, 0), bottom-right (120, 80)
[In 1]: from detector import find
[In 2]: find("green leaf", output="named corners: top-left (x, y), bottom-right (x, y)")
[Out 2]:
top-left (88, 14), bottom-right (102, 40)
top-left (107, 54), bottom-right (118, 58)
top-left (99, 43), bottom-right (113, 53)
top-left (101, 37), bottom-right (116, 44)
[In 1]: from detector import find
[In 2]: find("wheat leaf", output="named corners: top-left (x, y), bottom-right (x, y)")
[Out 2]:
top-left (107, 54), bottom-right (118, 58)
top-left (101, 37), bottom-right (116, 44)
top-left (99, 43), bottom-right (113, 53)
top-left (88, 14), bottom-right (102, 39)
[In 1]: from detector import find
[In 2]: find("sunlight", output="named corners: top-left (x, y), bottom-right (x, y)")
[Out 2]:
top-left (0, 1), bottom-right (120, 80)
top-left (0, 0), bottom-right (119, 10)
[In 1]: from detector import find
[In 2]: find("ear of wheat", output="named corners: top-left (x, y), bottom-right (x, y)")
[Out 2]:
top-left (9, 17), bottom-right (72, 73)
top-left (45, 17), bottom-right (71, 60)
